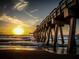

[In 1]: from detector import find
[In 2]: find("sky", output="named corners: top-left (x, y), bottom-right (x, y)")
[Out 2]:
top-left (0, 0), bottom-right (79, 35)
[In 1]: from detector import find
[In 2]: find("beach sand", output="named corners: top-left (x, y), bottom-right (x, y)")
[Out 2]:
top-left (0, 49), bottom-right (78, 59)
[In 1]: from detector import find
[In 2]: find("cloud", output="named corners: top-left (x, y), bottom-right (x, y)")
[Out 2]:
top-left (13, 0), bottom-right (40, 26)
top-left (12, 0), bottom-right (40, 27)
top-left (26, 19), bottom-right (40, 26)
top-left (14, 0), bottom-right (28, 11)
top-left (30, 9), bottom-right (39, 13)
top-left (0, 14), bottom-right (30, 27)
top-left (23, 11), bottom-right (41, 26)
top-left (24, 11), bottom-right (38, 20)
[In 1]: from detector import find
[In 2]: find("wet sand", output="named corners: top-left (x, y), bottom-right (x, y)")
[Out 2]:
top-left (0, 39), bottom-right (78, 59)
top-left (0, 49), bottom-right (78, 59)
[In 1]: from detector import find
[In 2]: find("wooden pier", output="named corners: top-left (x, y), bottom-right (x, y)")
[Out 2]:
top-left (33, 0), bottom-right (79, 54)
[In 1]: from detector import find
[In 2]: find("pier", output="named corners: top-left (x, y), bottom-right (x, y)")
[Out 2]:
top-left (33, 0), bottom-right (79, 54)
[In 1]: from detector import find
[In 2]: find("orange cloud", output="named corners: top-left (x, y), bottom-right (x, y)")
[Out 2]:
top-left (0, 14), bottom-right (30, 27)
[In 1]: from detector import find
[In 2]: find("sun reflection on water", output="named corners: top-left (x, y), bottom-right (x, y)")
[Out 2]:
top-left (0, 45), bottom-right (36, 51)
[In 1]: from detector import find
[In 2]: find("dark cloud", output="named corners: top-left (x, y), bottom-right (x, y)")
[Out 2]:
top-left (0, 0), bottom-right (16, 10)
top-left (0, 0), bottom-right (14, 16)
top-left (0, 0), bottom-right (61, 17)
top-left (0, 0), bottom-right (61, 20)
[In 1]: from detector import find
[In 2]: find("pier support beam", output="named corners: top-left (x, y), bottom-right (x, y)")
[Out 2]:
top-left (59, 26), bottom-right (64, 45)
top-left (67, 17), bottom-right (76, 54)
top-left (50, 29), bottom-right (53, 45)
top-left (53, 24), bottom-right (58, 47)
top-left (43, 29), bottom-right (47, 42)
top-left (40, 31), bottom-right (43, 42)
top-left (42, 30), bottom-right (44, 42)
top-left (46, 27), bottom-right (51, 45)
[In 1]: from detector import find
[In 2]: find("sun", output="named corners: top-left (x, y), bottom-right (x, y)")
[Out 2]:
top-left (12, 27), bottom-right (24, 35)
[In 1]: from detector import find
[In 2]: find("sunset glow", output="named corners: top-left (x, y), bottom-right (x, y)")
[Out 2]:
top-left (12, 27), bottom-right (24, 35)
